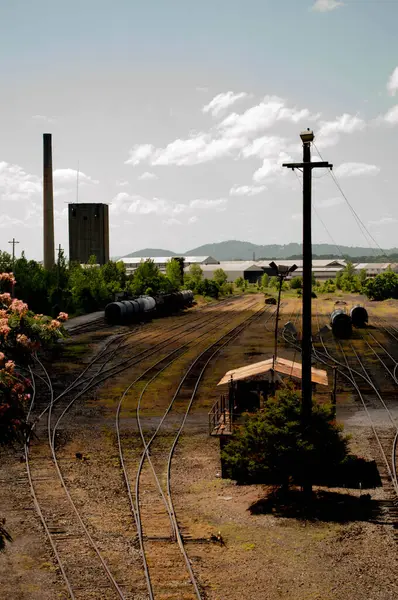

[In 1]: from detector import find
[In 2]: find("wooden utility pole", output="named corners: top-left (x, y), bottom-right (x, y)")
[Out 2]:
top-left (283, 130), bottom-right (332, 496)
top-left (8, 238), bottom-right (19, 265)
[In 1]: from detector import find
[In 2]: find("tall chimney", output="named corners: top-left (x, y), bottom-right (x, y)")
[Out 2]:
top-left (43, 133), bottom-right (55, 269)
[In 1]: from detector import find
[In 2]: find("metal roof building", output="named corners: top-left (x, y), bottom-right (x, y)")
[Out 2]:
top-left (184, 262), bottom-right (264, 283)
top-left (120, 255), bottom-right (219, 275)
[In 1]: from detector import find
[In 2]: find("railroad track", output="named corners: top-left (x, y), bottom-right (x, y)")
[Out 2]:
top-left (116, 298), bottom-right (266, 599)
top-left (24, 295), bottom-right (264, 599)
top-left (313, 311), bottom-right (398, 517)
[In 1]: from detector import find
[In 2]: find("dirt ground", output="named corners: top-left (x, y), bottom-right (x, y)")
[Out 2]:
top-left (1, 294), bottom-right (398, 599)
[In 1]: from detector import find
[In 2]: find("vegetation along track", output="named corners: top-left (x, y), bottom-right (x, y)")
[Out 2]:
top-left (116, 299), bottom-right (267, 599)
top-left (23, 295), bottom-right (265, 599)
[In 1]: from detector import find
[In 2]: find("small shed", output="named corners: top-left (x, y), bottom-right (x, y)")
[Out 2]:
top-left (218, 357), bottom-right (328, 387)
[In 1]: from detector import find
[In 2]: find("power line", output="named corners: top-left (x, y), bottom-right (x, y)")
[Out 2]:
top-left (293, 169), bottom-right (344, 257)
top-left (313, 143), bottom-right (386, 256)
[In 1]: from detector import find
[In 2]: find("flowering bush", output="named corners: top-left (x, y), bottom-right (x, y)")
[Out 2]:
top-left (0, 273), bottom-right (68, 444)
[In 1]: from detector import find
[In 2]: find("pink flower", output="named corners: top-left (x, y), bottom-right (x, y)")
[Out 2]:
top-left (57, 312), bottom-right (68, 322)
top-left (16, 333), bottom-right (31, 348)
top-left (10, 299), bottom-right (28, 315)
top-left (0, 352), bottom-right (4, 362)
top-left (0, 293), bottom-right (12, 307)
top-left (50, 319), bottom-right (61, 329)
top-left (5, 360), bottom-right (15, 373)
top-left (0, 272), bottom-right (16, 285)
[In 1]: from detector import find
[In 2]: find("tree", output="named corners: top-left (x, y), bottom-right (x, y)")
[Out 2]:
top-left (188, 264), bottom-right (203, 286)
top-left (0, 272), bottom-right (68, 445)
top-left (261, 273), bottom-right (269, 289)
top-left (129, 259), bottom-right (170, 297)
top-left (235, 276), bottom-right (245, 290)
top-left (290, 276), bottom-right (303, 290)
top-left (213, 268), bottom-right (228, 286)
top-left (166, 258), bottom-right (182, 290)
top-left (269, 276), bottom-right (279, 290)
top-left (364, 271), bottom-right (398, 301)
top-left (221, 388), bottom-right (349, 491)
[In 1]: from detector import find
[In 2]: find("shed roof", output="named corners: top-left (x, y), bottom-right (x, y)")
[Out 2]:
top-left (185, 262), bottom-right (264, 272)
top-left (217, 357), bottom-right (328, 386)
top-left (120, 255), bottom-right (219, 265)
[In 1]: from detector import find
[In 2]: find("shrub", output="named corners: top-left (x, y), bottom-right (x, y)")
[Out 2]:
top-left (221, 388), bottom-right (349, 490)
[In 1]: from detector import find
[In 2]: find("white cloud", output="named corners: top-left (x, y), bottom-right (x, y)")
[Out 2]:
top-left (123, 95), bottom-right (317, 168)
top-left (116, 180), bottom-right (129, 187)
top-left (0, 214), bottom-right (25, 228)
top-left (315, 196), bottom-right (344, 208)
top-left (240, 135), bottom-right (286, 160)
top-left (383, 105), bottom-right (398, 124)
top-left (311, 0), bottom-right (343, 12)
top-left (32, 114), bottom-right (56, 124)
top-left (196, 86), bottom-right (209, 93)
top-left (0, 161), bottom-right (41, 201)
top-left (253, 151), bottom-right (293, 183)
top-left (125, 143), bottom-right (154, 166)
top-left (53, 169), bottom-right (99, 185)
top-left (369, 216), bottom-right (398, 227)
top-left (189, 215), bottom-right (198, 224)
top-left (110, 193), bottom-right (228, 217)
top-left (138, 171), bottom-right (158, 181)
top-left (387, 67), bottom-right (398, 96)
top-left (189, 198), bottom-right (228, 211)
top-left (218, 95), bottom-right (315, 139)
top-left (230, 184), bottom-right (266, 197)
top-left (334, 162), bottom-right (380, 178)
top-left (203, 91), bottom-right (248, 117)
top-left (316, 113), bottom-right (366, 148)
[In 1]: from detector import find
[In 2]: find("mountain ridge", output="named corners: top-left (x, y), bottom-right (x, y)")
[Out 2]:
top-left (122, 240), bottom-right (398, 261)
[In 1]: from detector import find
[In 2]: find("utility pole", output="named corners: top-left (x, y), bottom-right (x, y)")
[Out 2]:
top-left (8, 238), bottom-right (19, 265)
top-left (283, 130), bottom-right (332, 497)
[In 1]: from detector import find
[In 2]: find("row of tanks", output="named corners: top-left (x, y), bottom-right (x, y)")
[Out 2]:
top-left (105, 290), bottom-right (194, 325)
top-left (330, 305), bottom-right (368, 339)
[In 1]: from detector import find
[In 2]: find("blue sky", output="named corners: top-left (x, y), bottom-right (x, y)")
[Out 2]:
top-left (1, 0), bottom-right (398, 258)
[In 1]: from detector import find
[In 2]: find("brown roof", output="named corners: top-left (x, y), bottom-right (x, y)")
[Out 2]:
top-left (217, 357), bottom-right (328, 386)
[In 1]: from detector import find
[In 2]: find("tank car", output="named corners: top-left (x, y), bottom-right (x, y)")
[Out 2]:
top-left (350, 305), bottom-right (368, 328)
top-left (105, 290), bottom-right (193, 325)
top-left (330, 309), bottom-right (352, 339)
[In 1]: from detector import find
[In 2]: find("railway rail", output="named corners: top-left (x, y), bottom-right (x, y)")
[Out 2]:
top-left (24, 295), bottom-right (264, 599)
top-left (115, 298), bottom-right (266, 599)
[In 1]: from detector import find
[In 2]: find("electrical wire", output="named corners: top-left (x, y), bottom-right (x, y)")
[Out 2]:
top-left (313, 142), bottom-right (386, 257)
top-left (293, 169), bottom-right (344, 258)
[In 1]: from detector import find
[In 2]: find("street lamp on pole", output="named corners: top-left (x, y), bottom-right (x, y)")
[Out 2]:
top-left (269, 261), bottom-right (297, 366)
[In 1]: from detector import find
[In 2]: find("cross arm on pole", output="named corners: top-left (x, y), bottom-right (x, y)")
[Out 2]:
top-left (282, 162), bottom-right (333, 170)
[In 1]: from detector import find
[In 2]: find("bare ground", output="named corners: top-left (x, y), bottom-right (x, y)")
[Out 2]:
top-left (1, 295), bottom-right (398, 599)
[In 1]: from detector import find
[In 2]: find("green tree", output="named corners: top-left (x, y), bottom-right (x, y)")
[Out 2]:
top-left (166, 258), bottom-right (183, 290)
top-left (221, 388), bottom-right (349, 490)
top-left (269, 276), bottom-right (279, 290)
top-left (261, 273), bottom-right (269, 289)
top-left (290, 276), bottom-right (303, 290)
top-left (129, 259), bottom-right (170, 297)
top-left (364, 271), bottom-right (398, 301)
top-left (213, 268), bottom-right (228, 286)
top-left (235, 276), bottom-right (245, 290)
top-left (359, 268), bottom-right (367, 286)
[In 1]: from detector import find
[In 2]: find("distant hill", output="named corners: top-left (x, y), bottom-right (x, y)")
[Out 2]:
top-left (123, 248), bottom-right (177, 258)
top-left (123, 240), bottom-right (398, 261)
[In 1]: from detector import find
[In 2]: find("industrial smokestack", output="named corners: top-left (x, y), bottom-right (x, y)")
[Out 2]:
top-left (43, 133), bottom-right (55, 269)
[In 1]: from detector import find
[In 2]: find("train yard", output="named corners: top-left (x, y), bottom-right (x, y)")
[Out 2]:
top-left (2, 294), bottom-right (398, 599)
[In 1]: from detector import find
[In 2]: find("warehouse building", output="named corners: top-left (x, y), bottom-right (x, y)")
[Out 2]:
top-left (120, 255), bottom-right (219, 275)
top-left (354, 263), bottom-right (398, 277)
top-left (185, 262), bottom-right (265, 283)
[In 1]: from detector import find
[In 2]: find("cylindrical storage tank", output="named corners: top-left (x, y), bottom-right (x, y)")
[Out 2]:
top-left (350, 305), bottom-right (368, 327)
top-left (140, 296), bottom-right (156, 313)
top-left (105, 302), bottom-right (128, 325)
top-left (331, 309), bottom-right (352, 339)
